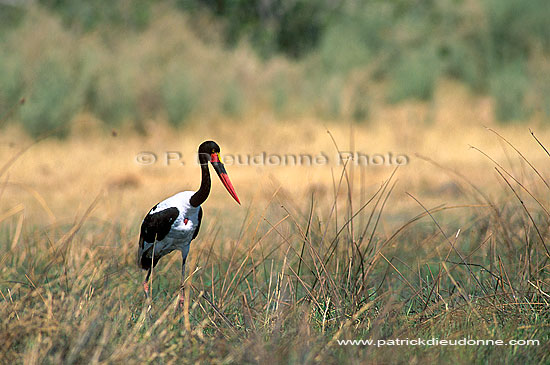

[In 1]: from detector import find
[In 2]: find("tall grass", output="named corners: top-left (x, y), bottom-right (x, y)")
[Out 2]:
top-left (1, 132), bottom-right (548, 362)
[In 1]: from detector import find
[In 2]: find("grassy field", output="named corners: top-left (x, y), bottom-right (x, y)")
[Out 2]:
top-left (1, 1), bottom-right (549, 363)
top-left (1, 93), bottom-right (550, 363)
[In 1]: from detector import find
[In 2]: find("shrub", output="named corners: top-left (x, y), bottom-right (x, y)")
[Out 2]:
top-left (178, 0), bottom-right (334, 58)
top-left (539, 72), bottom-right (550, 121)
top-left (221, 81), bottom-right (244, 118)
top-left (38, 0), bottom-right (152, 31)
top-left (443, 39), bottom-right (487, 92)
top-left (0, 4), bottom-right (25, 32)
top-left (319, 3), bottom-right (391, 75)
top-left (315, 77), bottom-right (342, 120)
top-left (388, 45), bottom-right (441, 102)
top-left (271, 77), bottom-right (289, 117)
top-left (161, 66), bottom-right (197, 127)
top-left (0, 51), bottom-right (23, 119)
top-left (20, 58), bottom-right (83, 138)
top-left (489, 60), bottom-right (529, 122)
top-left (89, 60), bottom-right (139, 127)
top-left (485, 0), bottom-right (550, 60)
top-left (319, 22), bottom-right (372, 74)
top-left (350, 84), bottom-right (369, 122)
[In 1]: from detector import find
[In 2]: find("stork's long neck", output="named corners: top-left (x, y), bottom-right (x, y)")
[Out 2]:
top-left (190, 153), bottom-right (211, 207)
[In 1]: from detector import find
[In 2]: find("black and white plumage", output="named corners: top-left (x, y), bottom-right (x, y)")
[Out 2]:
top-left (137, 141), bottom-right (240, 302)
top-left (137, 192), bottom-right (202, 276)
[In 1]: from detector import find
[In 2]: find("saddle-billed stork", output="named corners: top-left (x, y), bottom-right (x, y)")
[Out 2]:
top-left (137, 140), bottom-right (240, 304)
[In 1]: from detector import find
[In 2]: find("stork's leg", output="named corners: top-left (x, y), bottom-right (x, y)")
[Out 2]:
top-left (143, 268), bottom-right (151, 298)
top-left (179, 254), bottom-right (187, 308)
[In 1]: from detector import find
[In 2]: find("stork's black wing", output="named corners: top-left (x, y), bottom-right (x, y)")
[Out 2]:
top-left (191, 207), bottom-right (203, 241)
top-left (137, 207), bottom-right (179, 269)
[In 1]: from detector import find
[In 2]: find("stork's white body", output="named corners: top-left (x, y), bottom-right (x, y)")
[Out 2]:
top-left (141, 191), bottom-right (200, 258)
top-left (138, 191), bottom-right (203, 286)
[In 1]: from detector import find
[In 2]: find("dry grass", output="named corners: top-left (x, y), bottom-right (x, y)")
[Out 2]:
top-left (1, 103), bottom-right (550, 362)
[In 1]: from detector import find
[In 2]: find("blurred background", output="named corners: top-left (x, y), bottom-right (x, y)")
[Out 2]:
top-left (1, 0), bottom-right (549, 136)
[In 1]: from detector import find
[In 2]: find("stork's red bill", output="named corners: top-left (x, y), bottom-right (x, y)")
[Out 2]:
top-left (210, 152), bottom-right (240, 205)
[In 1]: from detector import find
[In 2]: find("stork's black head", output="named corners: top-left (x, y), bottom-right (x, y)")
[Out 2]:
top-left (198, 140), bottom-right (220, 157)
top-left (197, 140), bottom-right (240, 204)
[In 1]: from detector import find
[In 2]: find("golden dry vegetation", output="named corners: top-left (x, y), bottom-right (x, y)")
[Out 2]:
top-left (2, 80), bottom-right (550, 222)
top-left (1, 82), bottom-right (550, 362)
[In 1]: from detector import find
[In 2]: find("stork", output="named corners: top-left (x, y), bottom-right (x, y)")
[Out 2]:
top-left (137, 140), bottom-right (240, 305)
